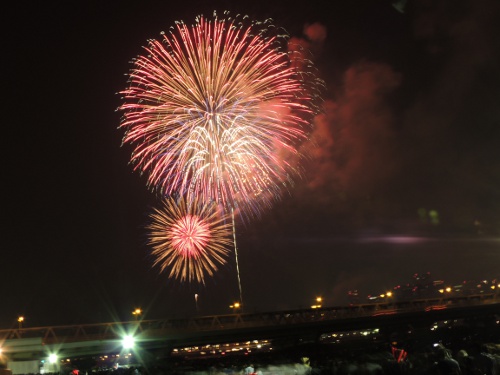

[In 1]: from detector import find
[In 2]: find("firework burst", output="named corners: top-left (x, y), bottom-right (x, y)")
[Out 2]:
top-left (147, 197), bottom-right (233, 284)
top-left (119, 12), bottom-right (322, 218)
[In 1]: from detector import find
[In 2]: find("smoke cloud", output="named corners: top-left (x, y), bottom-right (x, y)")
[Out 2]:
top-left (290, 0), bottom-right (500, 233)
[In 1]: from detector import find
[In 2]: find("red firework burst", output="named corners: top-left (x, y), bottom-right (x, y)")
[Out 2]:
top-left (147, 197), bottom-right (233, 284)
top-left (119, 12), bottom-right (323, 218)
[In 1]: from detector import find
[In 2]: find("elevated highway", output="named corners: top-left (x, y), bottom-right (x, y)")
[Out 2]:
top-left (1, 293), bottom-right (499, 364)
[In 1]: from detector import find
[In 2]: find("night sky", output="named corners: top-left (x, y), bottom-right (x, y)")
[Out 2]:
top-left (2, 0), bottom-right (500, 328)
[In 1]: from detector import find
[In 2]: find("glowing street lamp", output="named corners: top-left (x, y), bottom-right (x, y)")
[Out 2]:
top-left (311, 297), bottom-right (323, 309)
top-left (132, 308), bottom-right (142, 320)
top-left (17, 316), bottom-right (24, 329)
top-left (122, 335), bottom-right (135, 349)
top-left (229, 302), bottom-right (241, 312)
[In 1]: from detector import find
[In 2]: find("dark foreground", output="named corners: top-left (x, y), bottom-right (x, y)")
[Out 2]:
top-left (4, 313), bottom-right (499, 375)
top-left (141, 315), bottom-right (500, 375)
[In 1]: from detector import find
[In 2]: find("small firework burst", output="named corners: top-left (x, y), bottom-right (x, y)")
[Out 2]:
top-left (147, 197), bottom-right (233, 284)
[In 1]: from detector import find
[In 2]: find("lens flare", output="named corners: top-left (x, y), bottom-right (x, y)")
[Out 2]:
top-left (119, 12), bottom-right (322, 218)
top-left (147, 197), bottom-right (233, 284)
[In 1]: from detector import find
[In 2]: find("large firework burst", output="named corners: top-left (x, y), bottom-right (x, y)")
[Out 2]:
top-left (147, 197), bottom-right (233, 284)
top-left (119, 12), bottom-right (322, 218)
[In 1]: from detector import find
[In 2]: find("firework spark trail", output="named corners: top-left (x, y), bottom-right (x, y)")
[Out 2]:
top-left (147, 197), bottom-right (233, 284)
top-left (120, 12), bottom-right (323, 218)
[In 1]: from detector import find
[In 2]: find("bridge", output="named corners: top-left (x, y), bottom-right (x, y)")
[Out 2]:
top-left (1, 293), bottom-right (499, 370)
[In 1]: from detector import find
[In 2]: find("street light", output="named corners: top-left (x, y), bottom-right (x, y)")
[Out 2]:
top-left (122, 335), bottom-right (135, 350)
top-left (132, 308), bottom-right (142, 320)
top-left (229, 302), bottom-right (241, 312)
top-left (311, 297), bottom-right (323, 309)
top-left (17, 316), bottom-right (24, 329)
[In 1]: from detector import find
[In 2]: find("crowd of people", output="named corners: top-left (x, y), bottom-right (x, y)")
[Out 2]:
top-left (153, 319), bottom-right (500, 375)
top-left (158, 340), bottom-right (500, 375)
top-left (3, 317), bottom-right (499, 375)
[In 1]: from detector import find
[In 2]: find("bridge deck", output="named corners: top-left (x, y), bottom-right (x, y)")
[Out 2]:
top-left (1, 293), bottom-right (499, 361)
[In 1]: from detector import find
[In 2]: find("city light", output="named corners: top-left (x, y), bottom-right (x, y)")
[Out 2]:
top-left (230, 302), bottom-right (241, 313)
top-left (122, 335), bottom-right (135, 349)
top-left (311, 296), bottom-right (323, 309)
top-left (132, 308), bottom-right (142, 320)
top-left (49, 354), bottom-right (58, 363)
top-left (132, 308), bottom-right (142, 315)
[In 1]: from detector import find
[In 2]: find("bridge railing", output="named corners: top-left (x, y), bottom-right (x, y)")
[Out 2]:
top-left (1, 292), bottom-right (498, 344)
